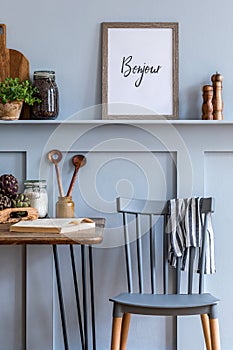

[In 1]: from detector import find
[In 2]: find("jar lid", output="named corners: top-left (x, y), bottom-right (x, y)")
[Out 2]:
top-left (33, 71), bottom-right (55, 79)
top-left (24, 180), bottom-right (47, 187)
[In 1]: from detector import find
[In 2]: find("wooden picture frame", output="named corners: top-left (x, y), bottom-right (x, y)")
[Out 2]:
top-left (102, 22), bottom-right (179, 120)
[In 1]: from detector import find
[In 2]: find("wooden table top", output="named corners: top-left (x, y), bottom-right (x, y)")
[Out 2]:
top-left (0, 218), bottom-right (105, 245)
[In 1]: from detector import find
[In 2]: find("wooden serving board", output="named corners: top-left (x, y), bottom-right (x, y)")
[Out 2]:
top-left (0, 24), bottom-right (30, 119)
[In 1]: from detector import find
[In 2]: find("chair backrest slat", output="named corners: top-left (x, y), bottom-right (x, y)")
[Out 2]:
top-left (163, 215), bottom-right (168, 294)
top-left (188, 246), bottom-right (196, 294)
top-left (199, 213), bottom-right (208, 294)
top-left (136, 214), bottom-right (144, 293)
top-left (150, 214), bottom-right (156, 294)
top-left (123, 212), bottom-right (133, 293)
top-left (176, 257), bottom-right (181, 294)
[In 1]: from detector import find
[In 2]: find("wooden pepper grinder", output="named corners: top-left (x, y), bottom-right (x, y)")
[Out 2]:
top-left (202, 85), bottom-right (213, 120)
top-left (211, 72), bottom-right (224, 120)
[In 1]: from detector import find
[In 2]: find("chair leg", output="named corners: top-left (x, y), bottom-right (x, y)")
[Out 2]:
top-left (111, 317), bottom-right (123, 350)
top-left (201, 314), bottom-right (212, 350)
top-left (120, 313), bottom-right (131, 350)
top-left (209, 318), bottom-right (221, 350)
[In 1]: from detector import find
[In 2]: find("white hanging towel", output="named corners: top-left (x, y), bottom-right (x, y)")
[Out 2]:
top-left (167, 197), bottom-right (216, 274)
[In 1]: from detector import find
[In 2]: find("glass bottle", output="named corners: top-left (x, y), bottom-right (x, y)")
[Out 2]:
top-left (32, 70), bottom-right (59, 120)
top-left (56, 196), bottom-right (75, 218)
top-left (24, 180), bottom-right (48, 218)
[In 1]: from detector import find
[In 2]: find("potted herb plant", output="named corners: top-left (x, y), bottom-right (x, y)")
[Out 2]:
top-left (0, 77), bottom-right (41, 120)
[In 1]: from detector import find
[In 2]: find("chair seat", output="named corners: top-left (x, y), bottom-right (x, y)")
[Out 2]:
top-left (110, 292), bottom-right (219, 312)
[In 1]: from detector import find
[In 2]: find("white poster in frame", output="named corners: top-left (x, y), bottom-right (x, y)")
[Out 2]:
top-left (102, 22), bottom-right (179, 120)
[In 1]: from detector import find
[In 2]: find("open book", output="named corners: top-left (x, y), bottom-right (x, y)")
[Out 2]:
top-left (10, 218), bottom-right (95, 234)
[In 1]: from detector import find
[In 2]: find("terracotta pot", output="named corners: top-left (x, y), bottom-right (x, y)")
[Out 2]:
top-left (0, 101), bottom-right (23, 120)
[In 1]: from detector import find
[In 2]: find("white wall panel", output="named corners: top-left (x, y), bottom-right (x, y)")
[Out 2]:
top-left (0, 151), bottom-right (26, 350)
top-left (52, 150), bottom-right (177, 350)
top-left (205, 152), bottom-right (233, 350)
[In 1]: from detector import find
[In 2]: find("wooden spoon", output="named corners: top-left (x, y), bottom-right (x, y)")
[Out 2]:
top-left (66, 155), bottom-right (86, 197)
top-left (48, 149), bottom-right (64, 197)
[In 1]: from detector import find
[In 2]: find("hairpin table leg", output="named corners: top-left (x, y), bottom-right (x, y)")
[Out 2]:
top-left (70, 245), bottom-right (85, 350)
top-left (53, 245), bottom-right (69, 350)
top-left (89, 245), bottom-right (96, 350)
top-left (81, 245), bottom-right (88, 350)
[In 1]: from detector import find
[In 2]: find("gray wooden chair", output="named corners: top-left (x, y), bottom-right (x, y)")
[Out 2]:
top-left (110, 197), bottom-right (221, 350)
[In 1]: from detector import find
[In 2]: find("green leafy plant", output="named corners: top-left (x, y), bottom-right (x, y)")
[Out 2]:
top-left (0, 77), bottom-right (41, 105)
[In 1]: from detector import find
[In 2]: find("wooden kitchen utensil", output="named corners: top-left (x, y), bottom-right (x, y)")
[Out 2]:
top-left (66, 155), bottom-right (86, 197)
top-left (0, 24), bottom-right (30, 118)
top-left (48, 150), bottom-right (64, 197)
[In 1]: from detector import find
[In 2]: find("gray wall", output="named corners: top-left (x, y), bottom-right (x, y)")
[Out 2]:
top-left (1, 0), bottom-right (233, 120)
top-left (1, 1), bottom-right (233, 350)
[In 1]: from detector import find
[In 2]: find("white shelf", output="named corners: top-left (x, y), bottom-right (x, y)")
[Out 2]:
top-left (0, 119), bottom-right (232, 125)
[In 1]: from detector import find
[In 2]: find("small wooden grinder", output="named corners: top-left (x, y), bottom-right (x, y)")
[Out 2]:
top-left (202, 85), bottom-right (213, 120)
top-left (211, 72), bottom-right (224, 120)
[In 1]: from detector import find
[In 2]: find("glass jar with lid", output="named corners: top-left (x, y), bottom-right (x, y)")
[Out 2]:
top-left (24, 180), bottom-right (48, 218)
top-left (32, 70), bottom-right (59, 120)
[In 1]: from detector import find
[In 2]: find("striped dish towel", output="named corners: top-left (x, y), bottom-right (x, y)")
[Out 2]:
top-left (167, 197), bottom-right (216, 274)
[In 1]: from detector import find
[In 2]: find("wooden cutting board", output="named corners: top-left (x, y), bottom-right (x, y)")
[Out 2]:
top-left (0, 24), bottom-right (30, 118)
